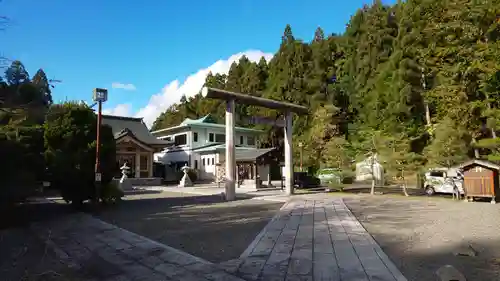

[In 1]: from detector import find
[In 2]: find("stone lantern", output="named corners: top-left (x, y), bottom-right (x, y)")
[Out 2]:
top-left (119, 162), bottom-right (132, 191)
top-left (178, 165), bottom-right (193, 187)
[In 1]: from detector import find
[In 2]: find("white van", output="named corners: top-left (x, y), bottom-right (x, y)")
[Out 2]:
top-left (424, 168), bottom-right (464, 196)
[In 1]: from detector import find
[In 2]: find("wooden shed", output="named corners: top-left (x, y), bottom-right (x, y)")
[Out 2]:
top-left (459, 159), bottom-right (500, 203)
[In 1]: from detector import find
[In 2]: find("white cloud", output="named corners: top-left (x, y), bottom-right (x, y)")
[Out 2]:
top-left (103, 49), bottom-right (273, 128)
top-left (111, 82), bottom-right (136, 91)
top-left (102, 103), bottom-right (132, 116)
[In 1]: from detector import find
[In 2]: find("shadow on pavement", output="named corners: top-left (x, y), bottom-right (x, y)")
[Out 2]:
top-left (96, 193), bottom-right (283, 263)
top-left (0, 198), bottom-right (75, 230)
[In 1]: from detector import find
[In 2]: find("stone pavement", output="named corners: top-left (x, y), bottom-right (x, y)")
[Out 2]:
top-left (30, 197), bottom-right (407, 281)
top-left (31, 213), bottom-right (246, 281)
top-left (220, 198), bottom-right (407, 281)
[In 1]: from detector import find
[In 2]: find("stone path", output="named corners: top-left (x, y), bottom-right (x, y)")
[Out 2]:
top-left (31, 213), bottom-right (245, 281)
top-left (30, 197), bottom-right (407, 281)
top-left (221, 198), bottom-right (407, 281)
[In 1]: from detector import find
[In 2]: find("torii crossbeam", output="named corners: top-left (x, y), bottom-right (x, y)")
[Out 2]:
top-left (201, 87), bottom-right (308, 201)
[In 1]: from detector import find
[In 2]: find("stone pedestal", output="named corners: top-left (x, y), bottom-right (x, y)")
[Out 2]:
top-left (119, 177), bottom-right (132, 191)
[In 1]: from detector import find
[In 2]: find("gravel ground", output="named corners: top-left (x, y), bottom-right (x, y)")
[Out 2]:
top-left (344, 195), bottom-right (500, 281)
top-left (96, 191), bottom-right (284, 263)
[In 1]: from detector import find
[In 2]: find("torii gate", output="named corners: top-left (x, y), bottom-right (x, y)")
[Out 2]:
top-left (201, 87), bottom-right (308, 201)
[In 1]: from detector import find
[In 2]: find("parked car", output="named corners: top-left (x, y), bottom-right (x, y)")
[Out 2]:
top-left (317, 168), bottom-right (342, 184)
top-left (424, 169), bottom-right (464, 196)
top-left (293, 172), bottom-right (321, 189)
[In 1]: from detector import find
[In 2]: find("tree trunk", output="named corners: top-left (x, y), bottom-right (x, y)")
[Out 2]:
top-left (425, 102), bottom-right (431, 126)
top-left (371, 178), bottom-right (375, 195)
top-left (486, 93), bottom-right (497, 139)
top-left (370, 157), bottom-right (375, 195)
top-left (472, 138), bottom-right (480, 158)
top-left (402, 168), bottom-right (409, 197)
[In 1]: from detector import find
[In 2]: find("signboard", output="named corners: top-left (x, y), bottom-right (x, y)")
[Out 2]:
top-left (244, 116), bottom-right (285, 127)
top-left (95, 172), bottom-right (102, 182)
top-left (93, 88), bottom-right (108, 102)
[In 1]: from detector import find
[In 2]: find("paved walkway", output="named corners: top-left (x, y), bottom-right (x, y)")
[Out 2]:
top-left (222, 199), bottom-right (407, 281)
top-left (31, 213), bottom-right (245, 281)
top-left (30, 198), bottom-right (407, 281)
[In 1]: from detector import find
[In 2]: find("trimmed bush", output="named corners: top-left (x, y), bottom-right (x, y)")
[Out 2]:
top-left (44, 103), bottom-right (116, 205)
top-left (101, 181), bottom-right (124, 204)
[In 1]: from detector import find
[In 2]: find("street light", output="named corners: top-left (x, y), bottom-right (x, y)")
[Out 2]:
top-left (93, 88), bottom-right (108, 204)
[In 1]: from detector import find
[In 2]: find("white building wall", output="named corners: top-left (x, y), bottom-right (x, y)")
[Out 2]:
top-left (154, 125), bottom-right (262, 182)
top-left (198, 153), bottom-right (217, 181)
top-left (190, 127), bottom-right (258, 149)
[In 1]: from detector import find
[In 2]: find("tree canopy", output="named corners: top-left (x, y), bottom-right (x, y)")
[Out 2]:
top-left (152, 0), bottom-right (500, 174)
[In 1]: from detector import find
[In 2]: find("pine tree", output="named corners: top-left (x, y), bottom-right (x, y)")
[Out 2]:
top-left (313, 27), bottom-right (325, 43)
top-left (32, 69), bottom-right (53, 106)
top-left (150, 0), bottom-right (500, 176)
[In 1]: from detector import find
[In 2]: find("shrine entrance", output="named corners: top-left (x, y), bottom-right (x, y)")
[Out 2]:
top-left (201, 87), bottom-right (308, 200)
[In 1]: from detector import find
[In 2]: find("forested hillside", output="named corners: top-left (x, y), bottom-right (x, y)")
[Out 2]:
top-left (152, 0), bottom-right (500, 177)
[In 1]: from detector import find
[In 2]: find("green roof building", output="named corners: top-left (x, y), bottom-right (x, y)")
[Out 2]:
top-left (151, 114), bottom-right (276, 184)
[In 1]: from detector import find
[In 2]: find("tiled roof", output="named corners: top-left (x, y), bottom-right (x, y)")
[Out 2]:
top-left (192, 143), bottom-right (274, 161)
top-left (151, 114), bottom-right (263, 134)
top-left (235, 148), bottom-right (275, 161)
top-left (180, 114), bottom-right (218, 125)
top-left (101, 115), bottom-right (171, 146)
top-left (459, 159), bottom-right (500, 170)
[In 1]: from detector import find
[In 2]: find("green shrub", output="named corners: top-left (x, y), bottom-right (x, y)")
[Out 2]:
top-left (187, 169), bottom-right (198, 182)
top-left (341, 170), bottom-right (355, 184)
top-left (0, 127), bottom-right (45, 205)
top-left (176, 168), bottom-right (198, 182)
top-left (101, 181), bottom-right (124, 204)
top-left (44, 103), bottom-right (116, 205)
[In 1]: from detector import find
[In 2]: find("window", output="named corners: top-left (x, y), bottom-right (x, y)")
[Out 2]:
top-left (240, 136), bottom-right (244, 145)
top-left (212, 158), bottom-right (215, 165)
top-left (202, 158), bottom-right (205, 166)
top-left (247, 136), bottom-right (255, 145)
top-left (429, 171), bottom-right (444, 177)
top-left (194, 160), bottom-right (198, 169)
top-left (209, 133), bottom-right (214, 142)
top-left (215, 134), bottom-right (225, 143)
top-left (174, 134), bottom-right (187, 146)
top-left (193, 132), bottom-right (198, 142)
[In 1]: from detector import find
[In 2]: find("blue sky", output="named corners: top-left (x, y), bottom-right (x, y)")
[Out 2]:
top-left (2, 0), bottom-right (394, 126)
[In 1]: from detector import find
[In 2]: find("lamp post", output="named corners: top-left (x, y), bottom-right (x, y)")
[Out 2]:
top-left (298, 142), bottom-right (304, 172)
top-left (93, 88), bottom-right (108, 204)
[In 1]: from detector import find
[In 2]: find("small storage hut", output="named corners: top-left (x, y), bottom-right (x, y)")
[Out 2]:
top-left (459, 159), bottom-right (500, 203)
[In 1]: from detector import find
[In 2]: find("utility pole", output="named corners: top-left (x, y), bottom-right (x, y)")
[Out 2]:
top-left (92, 88), bottom-right (108, 205)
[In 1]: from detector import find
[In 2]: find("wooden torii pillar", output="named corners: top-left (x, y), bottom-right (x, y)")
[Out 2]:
top-left (201, 87), bottom-right (308, 201)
